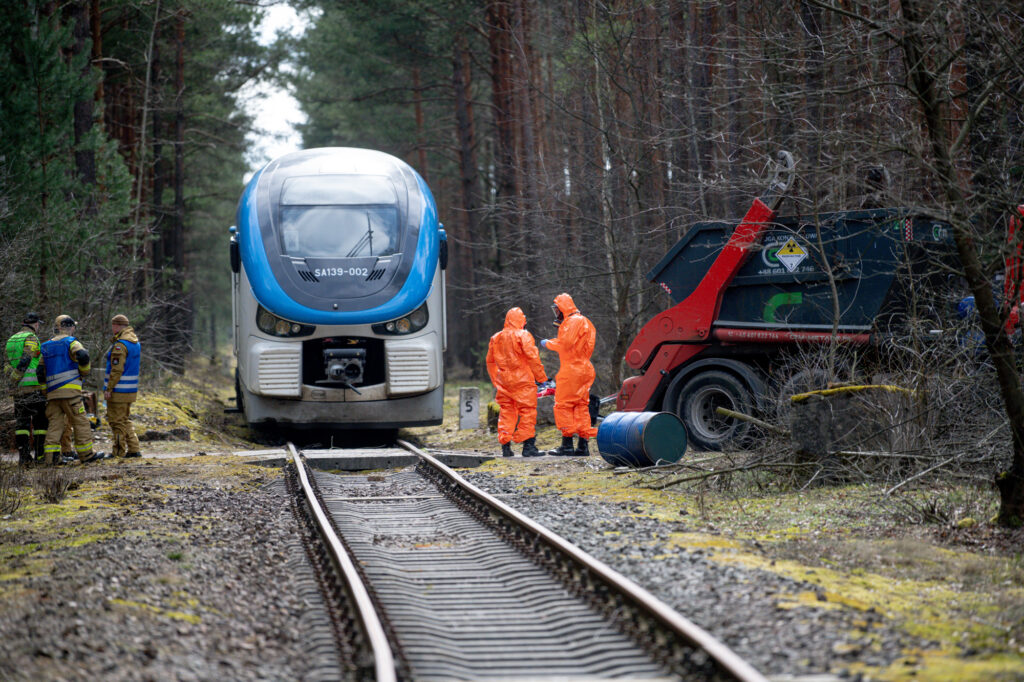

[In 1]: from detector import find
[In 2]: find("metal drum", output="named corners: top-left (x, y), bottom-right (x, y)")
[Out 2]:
top-left (597, 412), bottom-right (687, 468)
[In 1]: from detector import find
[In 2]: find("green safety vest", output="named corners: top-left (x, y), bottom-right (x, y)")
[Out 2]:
top-left (5, 330), bottom-right (42, 389)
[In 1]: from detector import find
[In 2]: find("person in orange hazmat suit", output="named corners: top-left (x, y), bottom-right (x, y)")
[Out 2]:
top-left (486, 307), bottom-right (549, 457)
top-left (539, 293), bottom-right (597, 456)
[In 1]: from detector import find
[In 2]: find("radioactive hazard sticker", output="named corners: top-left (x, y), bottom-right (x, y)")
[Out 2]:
top-left (775, 238), bottom-right (807, 272)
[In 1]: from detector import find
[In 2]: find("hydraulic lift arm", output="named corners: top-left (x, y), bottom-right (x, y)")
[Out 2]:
top-left (617, 152), bottom-right (796, 411)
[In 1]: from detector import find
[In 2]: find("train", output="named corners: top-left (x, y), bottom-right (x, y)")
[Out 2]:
top-left (230, 147), bottom-right (447, 433)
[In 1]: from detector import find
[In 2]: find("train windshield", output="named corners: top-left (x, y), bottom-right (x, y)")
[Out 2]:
top-left (278, 175), bottom-right (401, 258)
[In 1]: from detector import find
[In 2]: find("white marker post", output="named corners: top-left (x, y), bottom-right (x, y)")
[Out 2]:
top-left (459, 387), bottom-right (480, 430)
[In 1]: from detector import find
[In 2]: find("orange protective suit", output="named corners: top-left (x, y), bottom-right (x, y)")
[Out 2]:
top-left (546, 293), bottom-right (597, 439)
top-left (486, 308), bottom-right (548, 445)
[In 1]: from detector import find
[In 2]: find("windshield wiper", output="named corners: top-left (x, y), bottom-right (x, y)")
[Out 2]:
top-left (346, 213), bottom-right (374, 257)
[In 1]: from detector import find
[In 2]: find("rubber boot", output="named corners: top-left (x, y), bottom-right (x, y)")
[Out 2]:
top-left (574, 437), bottom-right (590, 457)
top-left (521, 438), bottom-right (541, 458)
top-left (548, 436), bottom-right (575, 456)
top-left (33, 435), bottom-right (46, 464)
top-left (501, 442), bottom-right (514, 458)
top-left (16, 436), bottom-right (32, 466)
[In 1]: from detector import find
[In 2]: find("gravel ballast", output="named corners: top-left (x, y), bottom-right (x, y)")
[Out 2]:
top-left (0, 458), bottom-right (339, 682)
top-left (461, 464), bottom-right (927, 679)
top-left (1, 453), bottom-right (930, 680)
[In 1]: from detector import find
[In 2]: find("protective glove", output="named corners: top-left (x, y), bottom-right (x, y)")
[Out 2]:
top-left (540, 339), bottom-right (549, 349)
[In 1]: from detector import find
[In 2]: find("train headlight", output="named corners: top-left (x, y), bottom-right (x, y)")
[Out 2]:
top-left (372, 302), bottom-right (429, 335)
top-left (256, 305), bottom-right (315, 337)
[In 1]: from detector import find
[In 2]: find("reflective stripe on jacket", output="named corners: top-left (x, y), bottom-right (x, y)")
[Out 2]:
top-left (41, 336), bottom-right (82, 392)
top-left (5, 329), bottom-right (42, 389)
top-left (105, 338), bottom-right (141, 393)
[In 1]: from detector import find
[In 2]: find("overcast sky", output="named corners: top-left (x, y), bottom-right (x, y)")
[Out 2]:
top-left (242, 3), bottom-right (307, 178)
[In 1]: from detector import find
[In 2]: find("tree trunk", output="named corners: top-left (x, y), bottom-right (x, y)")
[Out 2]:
top-left (411, 67), bottom-right (429, 181)
top-left (172, 11), bottom-right (188, 371)
top-left (67, 0), bottom-right (97, 202)
top-left (151, 32), bottom-right (165, 278)
top-left (90, 0), bottom-right (102, 112)
top-left (486, 0), bottom-right (518, 274)
top-left (900, 0), bottom-right (1024, 527)
top-left (452, 34), bottom-right (485, 368)
top-left (132, 0), bottom-right (161, 303)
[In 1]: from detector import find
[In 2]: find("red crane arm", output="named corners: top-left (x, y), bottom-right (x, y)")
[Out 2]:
top-left (617, 152), bottom-right (795, 412)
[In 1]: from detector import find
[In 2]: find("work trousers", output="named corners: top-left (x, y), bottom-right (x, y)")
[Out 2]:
top-left (495, 391), bottom-right (538, 445)
top-left (44, 396), bottom-right (93, 465)
top-left (106, 401), bottom-right (139, 457)
top-left (553, 394), bottom-right (598, 440)
top-left (13, 391), bottom-right (47, 460)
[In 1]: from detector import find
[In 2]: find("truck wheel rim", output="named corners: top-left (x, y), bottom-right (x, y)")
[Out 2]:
top-left (687, 386), bottom-right (738, 441)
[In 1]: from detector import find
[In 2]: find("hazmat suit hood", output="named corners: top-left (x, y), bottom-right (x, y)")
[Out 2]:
top-left (503, 307), bottom-right (527, 330)
top-left (553, 293), bottom-right (578, 317)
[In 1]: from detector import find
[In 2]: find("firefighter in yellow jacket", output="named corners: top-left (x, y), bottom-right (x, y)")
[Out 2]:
top-left (39, 315), bottom-right (97, 465)
top-left (104, 314), bottom-right (141, 458)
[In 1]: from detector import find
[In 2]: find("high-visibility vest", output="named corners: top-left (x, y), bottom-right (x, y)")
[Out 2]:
top-left (105, 338), bottom-right (140, 393)
top-left (5, 330), bottom-right (42, 389)
top-left (41, 336), bottom-right (82, 392)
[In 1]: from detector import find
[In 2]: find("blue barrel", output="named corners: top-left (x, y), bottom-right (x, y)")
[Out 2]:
top-left (597, 412), bottom-right (687, 467)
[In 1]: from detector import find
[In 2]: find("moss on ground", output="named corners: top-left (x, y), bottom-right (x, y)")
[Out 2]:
top-left (474, 457), bottom-right (1024, 680)
top-left (108, 597), bottom-right (203, 625)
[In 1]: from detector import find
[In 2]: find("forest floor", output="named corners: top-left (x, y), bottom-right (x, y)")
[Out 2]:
top-left (0, 359), bottom-right (1021, 680)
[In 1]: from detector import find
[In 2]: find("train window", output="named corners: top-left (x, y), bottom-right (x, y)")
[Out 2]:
top-left (279, 205), bottom-right (400, 258)
top-left (280, 175), bottom-right (396, 206)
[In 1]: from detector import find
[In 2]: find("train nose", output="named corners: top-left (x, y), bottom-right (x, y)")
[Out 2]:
top-left (324, 348), bottom-right (367, 385)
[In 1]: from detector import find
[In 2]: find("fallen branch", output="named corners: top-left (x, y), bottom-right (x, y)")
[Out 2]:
top-left (715, 406), bottom-right (790, 436)
top-left (884, 452), bottom-right (960, 496)
top-left (644, 461), bottom-right (815, 490)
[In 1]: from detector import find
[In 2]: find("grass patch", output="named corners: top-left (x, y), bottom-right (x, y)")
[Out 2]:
top-left (0, 464), bottom-right (25, 514)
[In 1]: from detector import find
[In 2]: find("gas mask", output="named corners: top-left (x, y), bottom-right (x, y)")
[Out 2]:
top-left (552, 304), bottom-right (564, 327)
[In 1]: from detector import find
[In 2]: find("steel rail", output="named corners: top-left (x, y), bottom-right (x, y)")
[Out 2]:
top-left (287, 443), bottom-right (397, 682)
top-left (397, 438), bottom-right (769, 682)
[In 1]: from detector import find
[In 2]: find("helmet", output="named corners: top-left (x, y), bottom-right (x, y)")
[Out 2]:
top-left (23, 311), bottom-right (42, 325)
top-left (111, 314), bottom-right (130, 326)
top-left (55, 314), bottom-right (77, 329)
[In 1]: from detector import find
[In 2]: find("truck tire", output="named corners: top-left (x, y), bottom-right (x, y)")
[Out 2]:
top-left (672, 370), bottom-right (752, 451)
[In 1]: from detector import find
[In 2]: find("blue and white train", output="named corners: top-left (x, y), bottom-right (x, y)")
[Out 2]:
top-left (230, 148), bottom-right (447, 431)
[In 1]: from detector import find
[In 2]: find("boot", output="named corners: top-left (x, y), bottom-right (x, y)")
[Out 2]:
top-left (548, 436), bottom-right (575, 456)
top-left (16, 436), bottom-right (32, 466)
top-left (521, 438), bottom-right (542, 457)
top-left (33, 435), bottom-right (46, 463)
top-left (501, 442), bottom-right (514, 458)
top-left (574, 437), bottom-right (590, 457)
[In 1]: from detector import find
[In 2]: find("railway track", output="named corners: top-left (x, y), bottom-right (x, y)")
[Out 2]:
top-left (285, 440), bottom-right (767, 682)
